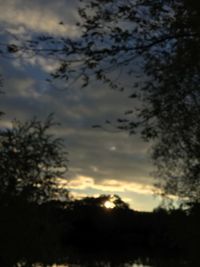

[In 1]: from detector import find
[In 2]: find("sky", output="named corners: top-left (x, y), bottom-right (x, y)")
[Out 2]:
top-left (0, 0), bottom-right (163, 211)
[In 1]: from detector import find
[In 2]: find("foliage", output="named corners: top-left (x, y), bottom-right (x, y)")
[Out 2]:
top-left (0, 115), bottom-right (68, 204)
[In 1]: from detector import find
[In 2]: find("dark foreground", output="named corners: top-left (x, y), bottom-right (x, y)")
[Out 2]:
top-left (0, 195), bottom-right (199, 266)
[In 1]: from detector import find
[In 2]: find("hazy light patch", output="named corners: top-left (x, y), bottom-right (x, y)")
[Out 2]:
top-left (90, 165), bottom-right (99, 172)
top-left (109, 145), bottom-right (116, 151)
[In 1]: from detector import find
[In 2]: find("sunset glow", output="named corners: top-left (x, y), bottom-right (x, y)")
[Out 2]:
top-left (104, 200), bottom-right (115, 209)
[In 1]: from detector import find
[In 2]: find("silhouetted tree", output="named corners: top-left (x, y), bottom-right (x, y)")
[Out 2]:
top-left (70, 194), bottom-right (129, 210)
top-left (112, 194), bottom-right (129, 210)
top-left (3, 1), bottom-right (200, 201)
top-left (71, 195), bottom-right (110, 208)
top-left (0, 115), bottom-right (68, 204)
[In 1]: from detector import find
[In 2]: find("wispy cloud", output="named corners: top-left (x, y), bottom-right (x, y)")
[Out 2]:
top-left (66, 175), bottom-right (157, 195)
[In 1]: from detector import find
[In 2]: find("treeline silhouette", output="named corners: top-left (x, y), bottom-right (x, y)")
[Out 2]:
top-left (0, 194), bottom-right (200, 266)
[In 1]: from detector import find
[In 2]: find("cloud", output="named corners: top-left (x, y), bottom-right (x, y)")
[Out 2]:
top-left (0, 0), bottom-right (79, 37)
top-left (66, 175), bottom-right (157, 195)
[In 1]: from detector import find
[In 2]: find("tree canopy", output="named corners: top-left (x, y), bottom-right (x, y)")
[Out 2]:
top-left (70, 194), bottom-right (129, 210)
top-left (2, 0), bottom-right (200, 202)
top-left (0, 115), bottom-right (68, 204)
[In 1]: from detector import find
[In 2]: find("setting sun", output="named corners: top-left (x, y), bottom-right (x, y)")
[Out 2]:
top-left (104, 200), bottom-right (115, 209)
